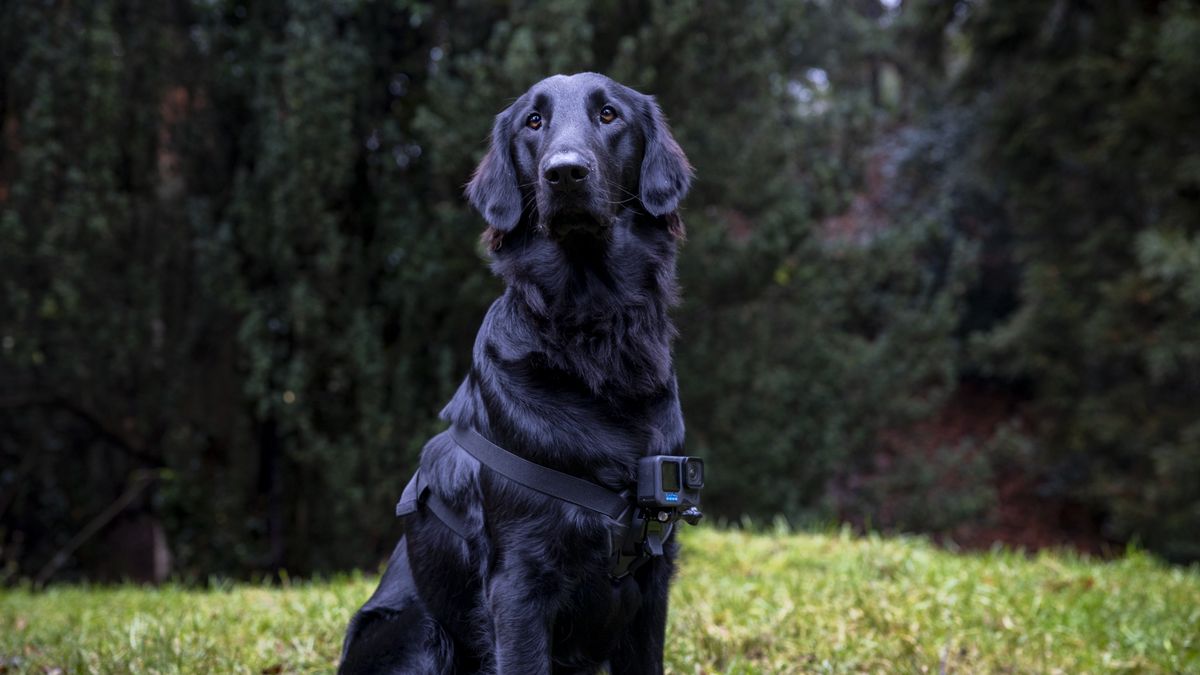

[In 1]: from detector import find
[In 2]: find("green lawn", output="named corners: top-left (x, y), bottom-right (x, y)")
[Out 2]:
top-left (2, 527), bottom-right (1198, 673)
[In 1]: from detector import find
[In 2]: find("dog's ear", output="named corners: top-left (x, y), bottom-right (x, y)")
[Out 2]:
top-left (639, 96), bottom-right (693, 218)
top-left (466, 110), bottom-right (522, 234)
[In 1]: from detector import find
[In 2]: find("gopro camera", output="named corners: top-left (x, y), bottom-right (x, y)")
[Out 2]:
top-left (637, 456), bottom-right (704, 509)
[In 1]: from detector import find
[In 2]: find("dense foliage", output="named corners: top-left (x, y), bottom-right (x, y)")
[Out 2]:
top-left (1, 0), bottom-right (1196, 580)
top-left (896, 0), bottom-right (1200, 561)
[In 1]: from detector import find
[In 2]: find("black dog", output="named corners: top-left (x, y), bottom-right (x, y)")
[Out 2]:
top-left (339, 72), bottom-right (692, 674)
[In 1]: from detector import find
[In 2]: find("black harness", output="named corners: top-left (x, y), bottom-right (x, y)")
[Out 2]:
top-left (395, 425), bottom-right (702, 579)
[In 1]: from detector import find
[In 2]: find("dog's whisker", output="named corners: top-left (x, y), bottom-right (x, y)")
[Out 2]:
top-left (600, 177), bottom-right (640, 200)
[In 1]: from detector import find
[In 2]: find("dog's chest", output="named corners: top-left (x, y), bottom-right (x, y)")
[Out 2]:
top-left (551, 573), bottom-right (644, 664)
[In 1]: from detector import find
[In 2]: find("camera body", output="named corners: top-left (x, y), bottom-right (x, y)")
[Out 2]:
top-left (637, 456), bottom-right (704, 510)
top-left (610, 455), bottom-right (707, 575)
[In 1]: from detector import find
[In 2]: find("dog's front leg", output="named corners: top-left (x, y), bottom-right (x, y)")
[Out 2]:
top-left (609, 553), bottom-right (675, 675)
top-left (487, 560), bottom-right (558, 674)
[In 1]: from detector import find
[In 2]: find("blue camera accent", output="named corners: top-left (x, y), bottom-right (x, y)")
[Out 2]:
top-left (665, 493), bottom-right (679, 503)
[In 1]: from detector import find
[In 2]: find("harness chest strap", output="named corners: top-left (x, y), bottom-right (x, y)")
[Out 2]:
top-left (396, 426), bottom-right (629, 527)
top-left (394, 425), bottom-right (663, 578)
top-left (449, 425), bottom-right (629, 520)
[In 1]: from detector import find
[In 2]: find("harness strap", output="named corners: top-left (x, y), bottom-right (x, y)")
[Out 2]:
top-left (395, 468), bottom-right (471, 539)
top-left (395, 426), bottom-right (664, 579)
top-left (450, 425), bottom-right (629, 521)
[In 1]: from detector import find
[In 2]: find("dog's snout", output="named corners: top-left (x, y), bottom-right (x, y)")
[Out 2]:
top-left (542, 152), bottom-right (590, 189)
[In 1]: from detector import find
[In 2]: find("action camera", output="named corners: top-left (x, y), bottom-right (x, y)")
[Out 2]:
top-left (637, 456), bottom-right (704, 509)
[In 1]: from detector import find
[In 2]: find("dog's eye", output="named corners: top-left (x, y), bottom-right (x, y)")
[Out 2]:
top-left (526, 113), bottom-right (542, 130)
top-left (599, 105), bottom-right (617, 124)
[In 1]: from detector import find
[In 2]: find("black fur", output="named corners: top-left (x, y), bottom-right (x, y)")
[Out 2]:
top-left (341, 73), bottom-right (692, 675)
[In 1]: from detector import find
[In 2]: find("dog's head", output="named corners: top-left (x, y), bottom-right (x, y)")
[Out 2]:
top-left (466, 73), bottom-right (692, 247)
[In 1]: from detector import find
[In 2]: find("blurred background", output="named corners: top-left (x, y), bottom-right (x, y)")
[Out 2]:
top-left (1, 0), bottom-right (1198, 586)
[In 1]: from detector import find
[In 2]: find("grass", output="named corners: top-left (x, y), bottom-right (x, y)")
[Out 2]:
top-left (2, 527), bottom-right (1198, 674)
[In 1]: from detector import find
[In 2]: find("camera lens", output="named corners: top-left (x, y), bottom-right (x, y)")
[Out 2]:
top-left (684, 458), bottom-right (704, 488)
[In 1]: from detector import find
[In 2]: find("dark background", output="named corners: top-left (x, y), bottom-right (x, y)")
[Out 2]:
top-left (2, 0), bottom-right (1198, 584)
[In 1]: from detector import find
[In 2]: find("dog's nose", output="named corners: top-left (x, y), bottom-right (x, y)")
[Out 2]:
top-left (542, 152), bottom-right (590, 189)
